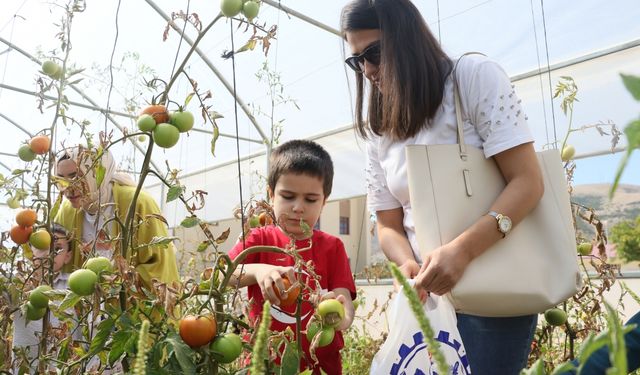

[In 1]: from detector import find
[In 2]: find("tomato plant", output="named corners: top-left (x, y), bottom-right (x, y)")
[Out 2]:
top-left (210, 333), bottom-right (243, 363)
top-left (318, 298), bottom-right (345, 328)
top-left (68, 269), bottom-right (98, 296)
top-left (273, 276), bottom-right (300, 307)
top-left (179, 315), bottom-right (217, 348)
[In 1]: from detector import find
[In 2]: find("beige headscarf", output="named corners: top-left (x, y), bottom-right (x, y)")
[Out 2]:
top-left (55, 145), bottom-right (136, 212)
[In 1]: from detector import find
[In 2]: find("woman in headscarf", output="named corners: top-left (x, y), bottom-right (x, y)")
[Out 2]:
top-left (54, 145), bottom-right (179, 287)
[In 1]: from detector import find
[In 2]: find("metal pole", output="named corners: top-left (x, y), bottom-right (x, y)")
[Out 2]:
top-left (261, 0), bottom-right (341, 37)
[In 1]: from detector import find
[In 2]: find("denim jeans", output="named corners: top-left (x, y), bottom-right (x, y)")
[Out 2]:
top-left (457, 313), bottom-right (537, 375)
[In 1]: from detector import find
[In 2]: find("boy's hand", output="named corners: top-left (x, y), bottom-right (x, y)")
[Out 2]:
top-left (321, 289), bottom-right (355, 331)
top-left (255, 266), bottom-right (296, 306)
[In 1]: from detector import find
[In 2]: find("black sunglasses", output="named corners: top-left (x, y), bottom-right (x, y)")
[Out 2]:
top-left (345, 42), bottom-right (381, 73)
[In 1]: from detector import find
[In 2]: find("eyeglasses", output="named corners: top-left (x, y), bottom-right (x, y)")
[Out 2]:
top-left (344, 42), bottom-right (381, 73)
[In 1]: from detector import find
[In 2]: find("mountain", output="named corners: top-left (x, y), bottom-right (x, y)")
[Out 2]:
top-left (571, 184), bottom-right (640, 238)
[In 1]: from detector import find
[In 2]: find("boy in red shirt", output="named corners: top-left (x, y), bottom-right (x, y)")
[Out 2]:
top-left (228, 140), bottom-right (356, 374)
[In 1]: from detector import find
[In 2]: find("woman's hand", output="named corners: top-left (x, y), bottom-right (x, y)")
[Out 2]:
top-left (414, 244), bottom-right (472, 296)
top-left (254, 265), bottom-right (297, 306)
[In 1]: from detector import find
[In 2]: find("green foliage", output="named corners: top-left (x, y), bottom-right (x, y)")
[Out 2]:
top-left (341, 328), bottom-right (384, 375)
top-left (609, 216), bottom-right (640, 262)
top-left (611, 74), bottom-right (640, 198)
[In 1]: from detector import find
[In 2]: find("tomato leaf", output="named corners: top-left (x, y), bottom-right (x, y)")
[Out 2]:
top-left (95, 163), bottom-right (106, 187)
top-left (196, 241), bottom-right (209, 252)
top-left (58, 291), bottom-right (82, 311)
top-left (215, 228), bottom-right (230, 244)
top-left (549, 362), bottom-right (576, 375)
top-left (279, 342), bottom-right (300, 375)
top-left (621, 73), bottom-right (640, 101)
top-left (144, 236), bottom-right (179, 248)
top-left (610, 120), bottom-right (640, 198)
top-left (12, 169), bottom-right (27, 176)
top-left (184, 93), bottom-right (194, 108)
top-left (88, 317), bottom-right (115, 356)
top-left (108, 330), bottom-right (131, 365)
top-left (165, 332), bottom-right (196, 375)
top-left (166, 184), bottom-right (184, 203)
top-left (180, 216), bottom-right (201, 228)
top-left (210, 127), bottom-right (219, 157)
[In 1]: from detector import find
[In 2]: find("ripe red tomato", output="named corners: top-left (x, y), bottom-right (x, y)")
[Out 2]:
top-left (29, 135), bottom-right (50, 155)
top-left (15, 208), bottom-right (37, 227)
top-left (140, 105), bottom-right (169, 124)
top-left (10, 225), bottom-right (33, 245)
top-left (273, 277), bottom-right (300, 307)
top-left (258, 212), bottom-right (273, 226)
top-left (179, 315), bottom-right (217, 348)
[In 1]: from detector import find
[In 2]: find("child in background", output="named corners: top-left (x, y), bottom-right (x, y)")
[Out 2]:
top-left (228, 140), bottom-right (356, 375)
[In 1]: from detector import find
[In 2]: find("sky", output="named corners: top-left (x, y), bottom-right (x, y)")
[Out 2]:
top-left (0, 0), bottom-right (639, 224)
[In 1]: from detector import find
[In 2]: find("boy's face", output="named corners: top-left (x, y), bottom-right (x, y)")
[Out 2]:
top-left (33, 233), bottom-right (72, 273)
top-left (269, 172), bottom-right (326, 239)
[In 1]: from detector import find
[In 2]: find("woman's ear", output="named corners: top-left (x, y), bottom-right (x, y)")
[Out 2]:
top-left (267, 186), bottom-right (274, 201)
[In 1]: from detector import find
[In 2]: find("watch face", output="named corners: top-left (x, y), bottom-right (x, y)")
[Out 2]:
top-left (499, 217), bottom-right (512, 233)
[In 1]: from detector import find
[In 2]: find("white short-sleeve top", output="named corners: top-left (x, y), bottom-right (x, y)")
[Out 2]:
top-left (365, 54), bottom-right (534, 261)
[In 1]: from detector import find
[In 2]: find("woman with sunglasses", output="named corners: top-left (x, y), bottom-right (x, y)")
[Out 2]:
top-left (341, 1), bottom-right (544, 374)
top-left (54, 145), bottom-right (179, 288)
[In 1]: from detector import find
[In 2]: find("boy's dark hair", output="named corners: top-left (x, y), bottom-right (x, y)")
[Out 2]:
top-left (268, 140), bottom-right (334, 197)
top-left (51, 223), bottom-right (69, 239)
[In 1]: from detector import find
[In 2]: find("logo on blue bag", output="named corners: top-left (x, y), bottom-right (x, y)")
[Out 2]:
top-left (389, 330), bottom-right (471, 375)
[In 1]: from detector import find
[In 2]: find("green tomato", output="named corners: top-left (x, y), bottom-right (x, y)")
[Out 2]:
top-left (242, 1), bottom-right (260, 20)
top-left (6, 197), bottom-right (21, 209)
top-left (220, 0), bottom-right (243, 17)
top-left (248, 215), bottom-right (260, 228)
top-left (84, 256), bottom-right (112, 275)
top-left (137, 114), bottom-right (157, 132)
top-left (29, 285), bottom-right (52, 309)
top-left (153, 123), bottom-right (180, 148)
top-left (306, 321), bottom-right (335, 347)
top-left (170, 111), bottom-right (195, 133)
top-left (318, 298), bottom-right (345, 328)
top-left (544, 308), bottom-right (567, 326)
top-left (577, 242), bottom-right (592, 256)
top-left (18, 145), bottom-right (36, 162)
top-left (29, 229), bottom-right (51, 250)
top-left (561, 145), bottom-right (575, 162)
top-left (210, 333), bottom-right (243, 363)
top-left (41, 60), bottom-right (61, 77)
top-left (68, 269), bottom-right (98, 296)
top-left (25, 302), bottom-right (47, 321)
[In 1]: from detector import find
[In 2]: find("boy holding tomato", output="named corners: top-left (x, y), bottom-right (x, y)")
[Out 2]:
top-left (228, 139), bottom-right (357, 374)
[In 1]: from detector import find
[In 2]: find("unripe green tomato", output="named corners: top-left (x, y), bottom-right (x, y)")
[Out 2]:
top-left (577, 242), bottom-right (592, 256)
top-left (210, 333), bottom-right (243, 363)
top-left (248, 215), bottom-right (260, 228)
top-left (561, 145), bottom-right (575, 162)
top-left (221, 0), bottom-right (243, 17)
top-left (41, 60), bottom-right (61, 77)
top-left (25, 302), bottom-right (47, 321)
top-left (544, 308), bottom-right (567, 326)
top-left (29, 285), bottom-right (52, 309)
top-left (18, 145), bottom-right (36, 162)
top-left (153, 123), bottom-right (180, 148)
top-left (318, 298), bottom-right (345, 328)
top-left (68, 269), bottom-right (98, 296)
top-left (83, 256), bottom-right (112, 275)
top-left (306, 321), bottom-right (335, 347)
top-left (137, 114), bottom-right (157, 132)
top-left (6, 197), bottom-right (21, 209)
top-left (242, 1), bottom-right (260, 20)
top-left (170, 111), bottom-right (194, 133)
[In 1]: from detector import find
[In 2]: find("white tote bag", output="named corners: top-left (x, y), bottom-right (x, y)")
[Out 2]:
top-left (370, 290), bottom-right (471, 375)
top-left (405, 55), bottom-right (581, 317)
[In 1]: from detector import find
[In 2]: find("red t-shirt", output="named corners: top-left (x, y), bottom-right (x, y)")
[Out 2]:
top-left (228, 226), bottom-right (357, 375)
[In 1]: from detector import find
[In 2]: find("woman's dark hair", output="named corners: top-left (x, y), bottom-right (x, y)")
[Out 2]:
top-left (268, 140), bottom-right (334, 197)
top-left (341, 0), bottom-right (453, 140)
